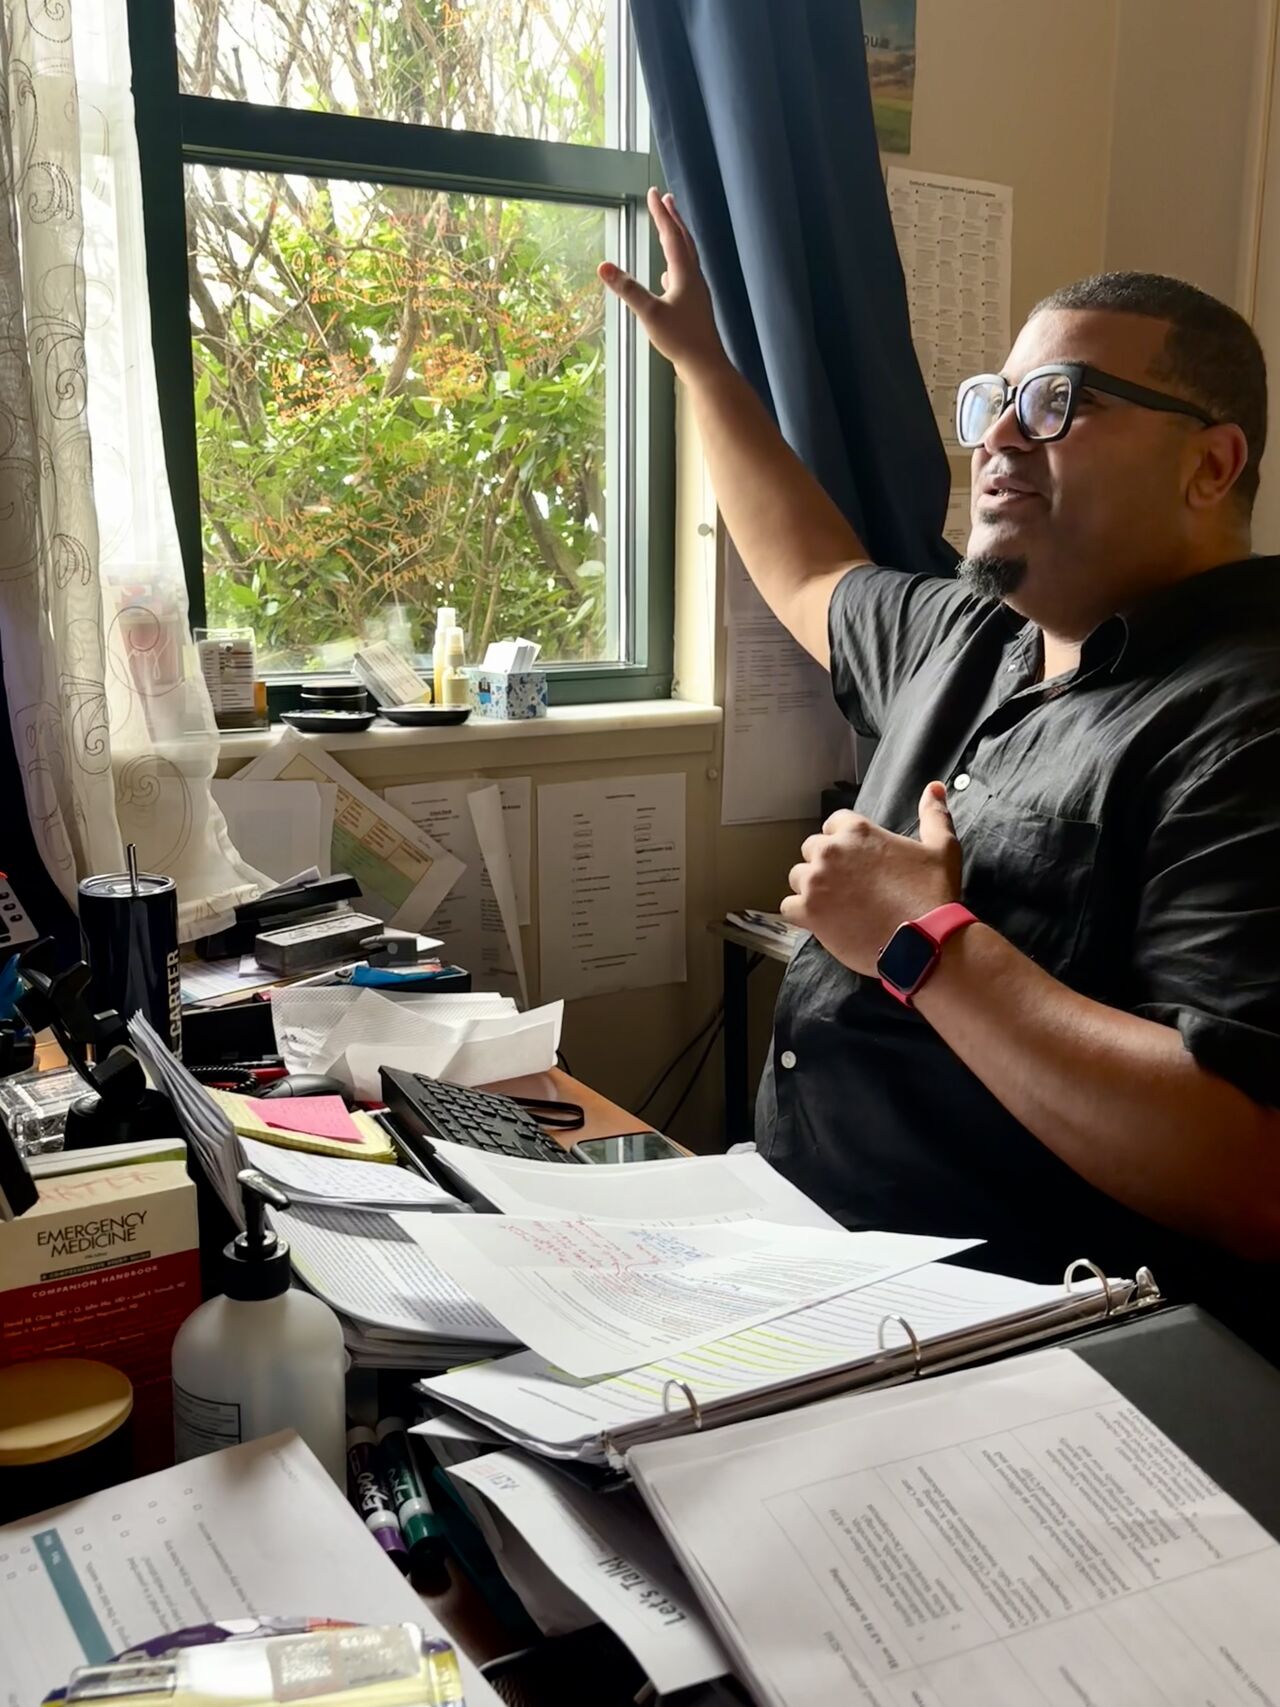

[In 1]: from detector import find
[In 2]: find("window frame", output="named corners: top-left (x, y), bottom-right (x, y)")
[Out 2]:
top-left (127, 0), bottom-right (674, 709)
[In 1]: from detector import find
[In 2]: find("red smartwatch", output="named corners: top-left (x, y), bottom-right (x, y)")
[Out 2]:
top-left (876, 903), bottom-right (976, 1006)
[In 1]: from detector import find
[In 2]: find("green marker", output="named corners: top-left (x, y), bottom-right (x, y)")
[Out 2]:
top-left (376, 1415), bottom-right (445, 1561)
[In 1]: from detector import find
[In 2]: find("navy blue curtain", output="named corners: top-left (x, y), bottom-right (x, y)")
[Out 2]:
top-left (629, 0), bottom-right (956, 577)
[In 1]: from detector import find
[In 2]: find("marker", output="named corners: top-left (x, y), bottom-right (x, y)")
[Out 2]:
top-left (346, 1425), bottom-right (409, 1574)
top-left (376, 1415), bottom-right (446, 1562)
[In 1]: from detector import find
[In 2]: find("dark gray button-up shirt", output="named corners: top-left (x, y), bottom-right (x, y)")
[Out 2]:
top-left (758, 556), bottom-right (1280, 1344)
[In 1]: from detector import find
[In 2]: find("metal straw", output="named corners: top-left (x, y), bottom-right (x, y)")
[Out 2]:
top-left (126, 843), bottom-right (140, 896)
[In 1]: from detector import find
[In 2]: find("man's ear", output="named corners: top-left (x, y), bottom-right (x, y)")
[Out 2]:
top-left (1186, 422), bottom-right (1250, 511)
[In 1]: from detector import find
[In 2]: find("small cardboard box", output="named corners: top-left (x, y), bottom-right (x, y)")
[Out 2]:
top-left (0, 1160), bottom-right (200, 1470)
top-left (463, 667), bottom-right (548, 720)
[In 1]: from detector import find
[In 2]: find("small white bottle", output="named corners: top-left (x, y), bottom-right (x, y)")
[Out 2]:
top-left (171, 1170), bottom-right (346, 1484)
top-left (442, 625), bottom-right (469, 707)
top-left (432, 605), bottom-right (457, 708)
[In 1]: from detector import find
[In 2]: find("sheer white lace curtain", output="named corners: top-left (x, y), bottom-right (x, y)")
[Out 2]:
top-left (0, 0), bottom-right (264, 938)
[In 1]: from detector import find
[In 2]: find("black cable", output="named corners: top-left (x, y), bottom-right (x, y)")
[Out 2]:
top-left (661, 1017), bottom-right (724, 1133)
top-left (636, 1006), bottom-right (721, 1116)
top-left (635, 953), bottom-right (765, 1117)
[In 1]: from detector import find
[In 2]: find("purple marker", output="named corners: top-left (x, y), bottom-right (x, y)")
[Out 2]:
top-left (346, 1425), bottom-right (409, 1574)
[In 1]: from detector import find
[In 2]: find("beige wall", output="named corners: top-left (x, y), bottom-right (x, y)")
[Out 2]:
top-left (1104, 0), bottom-right (1269, 310)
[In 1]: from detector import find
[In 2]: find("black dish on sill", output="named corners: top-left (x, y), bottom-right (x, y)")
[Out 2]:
top-left (281, 709), bottom-right (378, 733)
top-left (379, 705), bottom-right (472, 728)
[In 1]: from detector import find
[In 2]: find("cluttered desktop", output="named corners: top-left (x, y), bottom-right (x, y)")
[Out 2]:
top-left (2, 856), bottom-right (1279, 1707)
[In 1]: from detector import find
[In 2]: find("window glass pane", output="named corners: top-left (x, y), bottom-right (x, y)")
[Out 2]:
top-left (186, 167), bottom-right (613, 672)
top-left (176, 0), bottom-right (609, 146)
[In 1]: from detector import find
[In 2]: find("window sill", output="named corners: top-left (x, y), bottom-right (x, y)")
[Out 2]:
top-left (217, 698), bottom-right (722, 763)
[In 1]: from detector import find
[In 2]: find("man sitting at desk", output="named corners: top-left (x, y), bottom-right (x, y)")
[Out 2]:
top-left (601, 192), bottom-right (1280, 1349)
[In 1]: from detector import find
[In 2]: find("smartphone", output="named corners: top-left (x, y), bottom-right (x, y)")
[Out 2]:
top-left (572, 1130), bottom-right (685, 1163)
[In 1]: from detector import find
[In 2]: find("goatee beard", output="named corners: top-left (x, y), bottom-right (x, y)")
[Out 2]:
top-left (958, 553), bottom-right (1028, 602)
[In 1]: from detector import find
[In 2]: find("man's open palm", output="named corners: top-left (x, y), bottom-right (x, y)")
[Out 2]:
top-left (599, 188), bottom-right (724, 380)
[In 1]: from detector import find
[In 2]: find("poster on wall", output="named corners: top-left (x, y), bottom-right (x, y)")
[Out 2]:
top-left (864, 0), bottom-right (917, 154)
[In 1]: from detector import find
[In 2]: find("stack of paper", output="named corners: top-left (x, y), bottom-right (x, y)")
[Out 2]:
top-left (268, 983), bottom-right (564, 1099)
top-left (127, 1015), bottom-right (517, 1372)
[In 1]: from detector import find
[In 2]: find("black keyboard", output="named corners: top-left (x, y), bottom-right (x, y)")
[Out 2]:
top-left (380, 1068), bottom-right (576, 1169)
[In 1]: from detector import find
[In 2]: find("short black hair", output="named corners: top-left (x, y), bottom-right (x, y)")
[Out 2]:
top-left (1032, 272), bottom-right (1267, 510)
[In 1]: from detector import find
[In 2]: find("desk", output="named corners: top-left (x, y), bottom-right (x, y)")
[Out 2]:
top-left (709, 921), bottom-right (795, 1143)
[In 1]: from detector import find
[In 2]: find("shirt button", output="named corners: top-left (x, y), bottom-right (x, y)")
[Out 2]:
top-left (952, 773), bottom-right (971, 791)
top-left (780, 1049), bottom-right (797, 1070)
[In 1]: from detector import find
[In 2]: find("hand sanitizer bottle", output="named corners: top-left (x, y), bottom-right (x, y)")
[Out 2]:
top-left (171, 1170), bottom-right (346, 1483)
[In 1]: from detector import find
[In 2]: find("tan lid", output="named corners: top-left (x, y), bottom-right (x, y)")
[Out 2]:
top-left (0, 1359), bottom-right (133, 1466)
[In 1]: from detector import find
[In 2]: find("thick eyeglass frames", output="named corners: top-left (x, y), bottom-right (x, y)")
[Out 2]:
top-left (956, 362), bottom-right (1218, 449)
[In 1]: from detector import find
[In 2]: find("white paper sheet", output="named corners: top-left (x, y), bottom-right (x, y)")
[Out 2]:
top-left (628, 1348), bottom-right (1280, 1707)
top-left (422, 1264), bottom-right (1062, 1460)
top-left (451, 1452), bottom-right (729, 1694)
top-left (719, 540), bottom-right (855, 828)
top-left (342, 1002), bottom-right (562, 1098)
top-left (273, 1201), bottom-right (517, 1345)
top-left (420, 1218), bottom-right (976, 1380)
top-left (211, 779), bottom-right (337, 883)
top-left (232, 731), bottom-right (464, 929)
top-left (385, 778), bottom-right (530, 1000)
top-left (269, 984), bottom-right (514, 1073)
top-left (237, 1134), bottom-right (458, 1209)
top-left (427, 1143), bottom-right (841, 1229)
top-left (0, 1432), bottom-right (500, 1707)
top-left (537, 773), bottom-right (686, 1002)
top-left (888, 167), bottom-right (1014, 451)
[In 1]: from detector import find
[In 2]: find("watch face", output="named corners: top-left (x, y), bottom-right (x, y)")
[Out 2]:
top-left (877, 922), bottom-right (937, 993)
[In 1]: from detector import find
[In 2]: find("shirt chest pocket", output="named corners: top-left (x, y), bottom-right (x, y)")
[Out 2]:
top-left (956, 788), bottom-right (1100, 977)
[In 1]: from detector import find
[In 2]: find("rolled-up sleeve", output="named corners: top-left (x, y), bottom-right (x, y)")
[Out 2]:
top-left (828, 566), bottom-right (978, 737)
top-left (1129, 732), bottom-right (1280, 1106)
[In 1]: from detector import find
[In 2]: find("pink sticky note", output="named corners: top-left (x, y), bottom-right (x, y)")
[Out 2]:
top-left (257, 1096), bottom-right (362, 1144)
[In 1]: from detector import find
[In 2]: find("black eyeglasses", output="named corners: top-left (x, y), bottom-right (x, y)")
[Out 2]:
top-left (955, 362), bottom-right (1219, 449)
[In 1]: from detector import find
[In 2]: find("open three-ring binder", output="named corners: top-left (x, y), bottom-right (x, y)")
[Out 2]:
top-left (422, 1258), bottom-right (1166, 1470)
top-left (596, 1260), bottom-right (1165, 1467)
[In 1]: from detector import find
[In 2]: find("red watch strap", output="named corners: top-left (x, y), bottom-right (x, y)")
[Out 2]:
top-left (878, 903), bottom-right (977, 1007)
top-left (912, 902), bottom-right (976, 948)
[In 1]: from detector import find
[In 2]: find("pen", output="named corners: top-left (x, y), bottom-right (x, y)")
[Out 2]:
top-left (376, 1415), bottom-right (446, 1565)
top-left (346, 1425), bottom-right (409, 1574)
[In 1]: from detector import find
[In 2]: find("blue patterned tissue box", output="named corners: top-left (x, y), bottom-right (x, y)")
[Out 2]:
top-left (463, 667), bottom-right (548, 719)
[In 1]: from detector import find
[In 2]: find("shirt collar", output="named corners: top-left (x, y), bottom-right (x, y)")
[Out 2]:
top-left (1112, 554), bottom-right (1280, 670)
top-left (1006, 555), bottom-right (1280, 681)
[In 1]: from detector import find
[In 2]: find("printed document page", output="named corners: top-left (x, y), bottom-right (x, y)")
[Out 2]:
top-left (887, 167), bottom-right (1013, 451)
top-left (385, 778), bottom-right (529, 1001)
top-left (451, 1451), bottom-right (729, 1694)
top-left (427, 1142), bottom-right (843, 1228)
top-left (0, 1432), bottom-right (500, 1707)
top-left (537, 773), bottom-right (686, 1001)
top-left (419, 1217), bottom-right (976, 1379)
top-left (628, 1347), bottom-right (1280, 1707)
top-left (274, 1201), bottom-right (516, 1345)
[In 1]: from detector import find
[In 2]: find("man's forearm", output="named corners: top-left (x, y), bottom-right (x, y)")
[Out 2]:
top-left (912, 923), bottom-right (1280, 1259)
top-left (684, 355), bottom-right (868, 664)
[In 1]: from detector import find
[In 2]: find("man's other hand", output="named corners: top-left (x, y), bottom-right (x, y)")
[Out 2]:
top-left (782, 783), bottom-right (963, 974)
top-left (599, 188), bottom-right (726, 381)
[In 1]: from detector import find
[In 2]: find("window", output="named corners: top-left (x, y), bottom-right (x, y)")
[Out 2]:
top-left (130, 0), bottom-right (673, 701)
